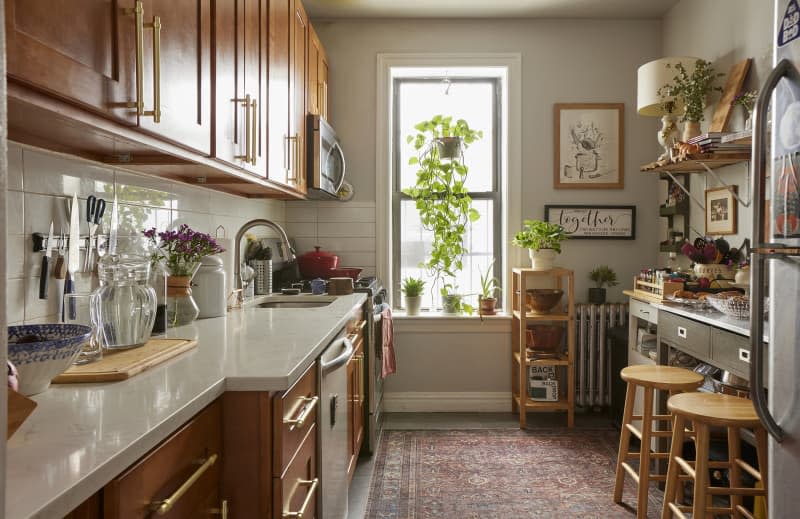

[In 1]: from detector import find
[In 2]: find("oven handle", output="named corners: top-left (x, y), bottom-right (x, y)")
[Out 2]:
top-left (320, 336), bottom-right (354, 374)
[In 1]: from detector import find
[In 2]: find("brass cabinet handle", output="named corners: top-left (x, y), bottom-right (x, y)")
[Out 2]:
top-left (250, 98), bottom-right (258, 166)
top-left (234, 95), bottom-right (252, 162)
top-left (210, 499), bottom-right (229, 519)
top-left (124, 1), bottom-right (161, 122)
top-left (283, 395), bottom-right (318, 430)
top-left (286, 134), bottom-right (299, 183)
top-left (282, 478), bottom-right (319, 518)
top-left (150, 453), bottom-right (218, 515)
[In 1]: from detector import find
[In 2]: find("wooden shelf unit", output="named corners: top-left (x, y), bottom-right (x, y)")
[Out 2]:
top-left (640, 153), bottom-right (750, 173)
top-left (511, 268), bottom-right (575, 428)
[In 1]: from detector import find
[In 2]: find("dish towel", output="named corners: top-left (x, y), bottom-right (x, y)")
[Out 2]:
top-left (380, 304), bottom-right (396, 378)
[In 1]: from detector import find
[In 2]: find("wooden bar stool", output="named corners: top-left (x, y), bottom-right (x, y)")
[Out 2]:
top-left (614, 365), bottom-right (704, 519)
top-left (661, 392), bottom-right (768, 519)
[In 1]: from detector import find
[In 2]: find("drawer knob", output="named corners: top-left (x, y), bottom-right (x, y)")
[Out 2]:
top-left (677, 326), bottom-right (687, 339)
top-left (150, 453), bottom-right (218, 515)
top-left (283, 478), bottom-right (319, 518)
top-left (283, 396), bottom-right (319, 430)
top-left (739, 348), bottom-right (750, 363)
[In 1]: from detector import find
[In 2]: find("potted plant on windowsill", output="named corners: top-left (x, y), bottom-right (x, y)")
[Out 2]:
top-left (512, 219), bottom-right (569, 271)
top-left (657, 58), bottom-right (724, 142)
top-left (403, 115), bottom-right (483, 315)
top-left (588, 265), bottom-right (618, 304)
top-left (478, 260), bottom-right (501, 316)
top-left (401, 277), bottom-right (426, 316)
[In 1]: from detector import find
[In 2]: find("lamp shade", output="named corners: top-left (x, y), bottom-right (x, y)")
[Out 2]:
top-left (637, 56), bottom-right (700, 116)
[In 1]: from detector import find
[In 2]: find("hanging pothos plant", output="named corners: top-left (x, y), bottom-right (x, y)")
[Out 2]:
top-left (403, 115), bottom-right (483, 314)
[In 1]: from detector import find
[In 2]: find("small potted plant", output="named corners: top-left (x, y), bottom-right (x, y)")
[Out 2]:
top-left (657, 58), bottom-right (724, 141)
top-left (512, 219), bottom-right (569, 271)
top-left (588, 265), bottom-right (618, 304)
top-left (478, 260), bottom-right (501, 316)
top-left (401, 277), bottom-right (426, 316)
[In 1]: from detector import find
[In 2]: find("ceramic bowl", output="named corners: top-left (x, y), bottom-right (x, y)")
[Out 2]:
top-left (7, 324), bottom-right (92, 396)
top-left (526, 289), bottom-right (564, 314)
top-left (526, 325), bottom-right (564, 354)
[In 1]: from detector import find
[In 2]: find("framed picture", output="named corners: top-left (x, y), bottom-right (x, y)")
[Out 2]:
top-left (544, 205), bottom-right (636, 239)
top-left (705, 186), bottom-right (738, 235)
top-left (554, 103), bottom-right (624, 189)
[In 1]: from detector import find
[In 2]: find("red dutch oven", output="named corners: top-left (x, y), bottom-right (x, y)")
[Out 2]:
top-left (297, 246), bottom-right (340, 278)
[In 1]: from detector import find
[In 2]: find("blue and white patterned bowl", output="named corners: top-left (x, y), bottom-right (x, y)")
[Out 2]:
top-left (8, 324), bottom-right (92, 395)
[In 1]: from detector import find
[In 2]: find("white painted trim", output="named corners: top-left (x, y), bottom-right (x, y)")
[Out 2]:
top-left (383, 392), bottom-right (511, 412)
top-left (375, 52), bottom-right (522, 303)
top-left (393, 314), bottom-right (511, 334)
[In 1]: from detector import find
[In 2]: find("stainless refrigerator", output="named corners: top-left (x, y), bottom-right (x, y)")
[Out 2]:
top-left (750, 1), bottom-right (800, 515)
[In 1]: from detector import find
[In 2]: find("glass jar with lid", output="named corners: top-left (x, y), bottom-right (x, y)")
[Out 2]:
top-left (94, 254), bottom-right (156, 349)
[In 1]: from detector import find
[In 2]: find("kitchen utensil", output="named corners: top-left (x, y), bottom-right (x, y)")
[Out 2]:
top-left (525, 289), bottom-right (564, 314)
top-left (64, 194), bottom-right (80, 321)
top-left (39, 221), bottom-right (55, 300)
top-left (311, 278), bottom-right (327, 295)
top-left (83, 195), bottom-right (106, 271)
top-left (95, 255), bottom-right (156, 349)
top-left (193, 255), bottom-right (227, 319)
top-left (7, 323), bottom-right (93, 395)
top-left (706, 293), bottom-right (750, 319)
top-left (297, 246), bottom-right (340, 278)
top-left (329, 266), bottom-right (362, 280)
top-left (62, 292), bottom-right (102, 364)
top-left (280, 288), bottom-right (301, 295)
top-left (53, 228), bottom-right (67, 280)
top-left (328, 277), bottom-right (354, 295)
top-left (721, 370), bottom-right (750, 389)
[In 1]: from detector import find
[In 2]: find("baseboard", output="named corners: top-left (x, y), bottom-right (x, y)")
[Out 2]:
top-left (383, 391), bottom-right (510, 412)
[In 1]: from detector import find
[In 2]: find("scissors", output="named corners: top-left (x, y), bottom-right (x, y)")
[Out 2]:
top-left (84, 195), bottom-right (106, 271)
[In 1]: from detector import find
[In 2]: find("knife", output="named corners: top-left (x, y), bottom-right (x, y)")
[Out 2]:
top-left (38, 221), bottom-right (55, 300)
top-left (64, 194), bottom-right (80, 321)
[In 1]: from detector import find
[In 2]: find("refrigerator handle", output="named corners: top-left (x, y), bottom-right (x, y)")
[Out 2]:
top-left (749, 253), bottom-right (784, 442)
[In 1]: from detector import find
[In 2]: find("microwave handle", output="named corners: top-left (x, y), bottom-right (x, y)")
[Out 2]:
top-left (330, 142), bottom-right (347, 193)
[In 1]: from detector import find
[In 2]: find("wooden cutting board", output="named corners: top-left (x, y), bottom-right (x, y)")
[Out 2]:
top-left (52, 338), bottom-right (198, 383)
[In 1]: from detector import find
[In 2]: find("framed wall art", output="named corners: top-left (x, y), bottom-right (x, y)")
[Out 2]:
top-left (554, 103), bottom-right (624, 189)
top-left (705, 186), bottom-right (738, 235)
top-left (544, 205), bottom-right (636, 239)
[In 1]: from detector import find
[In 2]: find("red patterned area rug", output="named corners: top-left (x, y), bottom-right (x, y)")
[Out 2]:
top-left (364, 428), bottom-right (663, 519)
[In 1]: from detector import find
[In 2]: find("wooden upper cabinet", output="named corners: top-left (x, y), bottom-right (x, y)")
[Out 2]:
top-left (214, 0), bottom-right (268, 176)
top-left (5, 0), bottom-right (137, 125)
top-left (136, 0), bottom-right (212, 155)
top-left (267, 0), bottom-right (292, 188)
top-left (308, 24), bottom-right (330, 121)
top-left (290, 0), bottom-right (309, 194)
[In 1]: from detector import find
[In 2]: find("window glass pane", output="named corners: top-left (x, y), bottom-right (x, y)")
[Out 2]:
top-left (398, 81), bottom-right (494, 192)
top-left (399, 198), bottom-right (495, 310)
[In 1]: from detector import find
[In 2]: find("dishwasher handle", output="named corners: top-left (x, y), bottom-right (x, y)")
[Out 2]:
top-left (320, 336), bottom-right (354, 374)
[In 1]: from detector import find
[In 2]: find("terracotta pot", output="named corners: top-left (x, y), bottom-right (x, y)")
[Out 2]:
top-left (479, 297), bottom-right (497, 316)
top-left (297, 246), bottom-right (340, 278)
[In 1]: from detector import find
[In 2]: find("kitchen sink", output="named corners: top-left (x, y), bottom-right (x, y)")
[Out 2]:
top-left (258, 300), bottom-right (333, 309)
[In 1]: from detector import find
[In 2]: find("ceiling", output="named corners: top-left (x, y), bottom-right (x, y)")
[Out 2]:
top-left (303, 0), bottom-right (680, 19)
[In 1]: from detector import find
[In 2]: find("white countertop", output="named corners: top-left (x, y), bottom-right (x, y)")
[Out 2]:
top-left (6, 293), bottom-right (367, 519)
top-left (649, 301), bottom-right (769, 342)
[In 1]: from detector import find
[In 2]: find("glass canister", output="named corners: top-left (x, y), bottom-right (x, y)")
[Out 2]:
top-left (193, 255), bottom-right (227, 319)
top-left (95, 255), bottom-right (157, 349)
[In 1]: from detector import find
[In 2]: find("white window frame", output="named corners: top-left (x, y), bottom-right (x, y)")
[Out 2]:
top-left (376, 53), bottom-right (523, 322)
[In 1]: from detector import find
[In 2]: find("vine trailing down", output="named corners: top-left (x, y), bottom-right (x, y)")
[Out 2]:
top-left (403, 115), bottom-right (483, 313)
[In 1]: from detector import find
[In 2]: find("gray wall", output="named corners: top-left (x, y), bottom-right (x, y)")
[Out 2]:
top-left (310, 18), bottom-right (663, 409)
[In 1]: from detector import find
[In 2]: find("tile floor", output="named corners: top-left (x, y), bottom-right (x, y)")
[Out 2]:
top-left (347, 411), bottom-right (616, 519)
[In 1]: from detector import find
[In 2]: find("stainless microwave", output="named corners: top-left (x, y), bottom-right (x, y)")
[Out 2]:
top-left (306, 114), bottom-right (346, 199)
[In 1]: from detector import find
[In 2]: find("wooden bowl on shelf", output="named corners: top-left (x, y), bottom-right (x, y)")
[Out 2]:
top-left (526, 325), bottom-right (564, 356)
top-left (526, 289), bottom-right (564, 314)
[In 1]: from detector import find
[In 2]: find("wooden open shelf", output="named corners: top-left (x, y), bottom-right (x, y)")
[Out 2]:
top-left (640, 153), bottom-right (750, 173)
top-left (512, 310), bottom-right (570, 321)
top-left (513, 394), bottom-right (571, 411)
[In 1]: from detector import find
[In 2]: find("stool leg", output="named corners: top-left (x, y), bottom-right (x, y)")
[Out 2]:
top-left (693, 423), bottom-right (710, 519)
top-left (637, 386), bottom-right (655, 519)
top-left (728, 426), bottom-right (742, 519)
top-left (755, 426), bottom-right (769, 516)
top-left (661, 414), bottom-right (686, 519)
top-left (614, 381), bottom-right (636, 504)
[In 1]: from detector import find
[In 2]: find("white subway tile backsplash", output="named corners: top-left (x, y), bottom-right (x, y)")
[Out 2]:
top-left (6, 278), bottom-right (25, 324)
top-left (23, 193), bottom-right (70, 235)
top-left (170, 182), bottom-right (211, 214)
top-left (334, 251), bottom-right (375, 268)
top-left (117, 204), bottom-right (171, 237)
top-left (317, 221), bottom-right (375, 237)
top-left (285, 202), bottom-right (318, 223)
top-left (6, 235), bottom-right (26, 279)
top-left (317, 206), bottom-right (375, 223)
top-left (284, 221), bottom-right (318, 238)
top-left (8, 143), bottom-right (23, 191)
top-left (170, 211), bottom-right (212, 234)
top-left (115, 170), bottom-right (174, 208)
top-left (6, 191), bottom-right (24, 233)
top-left (23, 147), bottom-right (114, 198)
top-left (320, 236), bottom-right (375, 252)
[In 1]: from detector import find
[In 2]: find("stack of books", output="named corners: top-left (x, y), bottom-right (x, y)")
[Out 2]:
top-left (687, 132), bottom-right (751, 154)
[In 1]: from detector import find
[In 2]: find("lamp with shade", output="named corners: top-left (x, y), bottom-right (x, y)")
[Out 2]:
top-left (637, 56), bottom-right (699, 161)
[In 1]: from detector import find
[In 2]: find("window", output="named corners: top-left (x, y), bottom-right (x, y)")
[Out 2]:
top-left (391, 73), bottom-right (502, 311)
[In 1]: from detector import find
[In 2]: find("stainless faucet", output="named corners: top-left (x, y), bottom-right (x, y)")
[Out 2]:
top-left (234, 219), bottom-right (296, 290)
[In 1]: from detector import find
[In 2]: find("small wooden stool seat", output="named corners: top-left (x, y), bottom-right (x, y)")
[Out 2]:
top-left (614, 365), bottom-right (704, 519)
top-left (662, 392), bottom-right (768, 519)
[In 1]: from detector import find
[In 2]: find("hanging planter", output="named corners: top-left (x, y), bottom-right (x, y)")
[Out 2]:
top-left (434, 136), bottom-right (463, 159)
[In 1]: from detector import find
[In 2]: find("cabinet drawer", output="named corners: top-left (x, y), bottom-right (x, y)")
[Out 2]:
top-left (274, 361), bottom-right (318, 476)
top-left (659, 311), bottom-right (710, 360)
top-left (630, 298), bottom-right (657, 325)
top-left (104, 399), bottom-right (222, 518)
top-left (275, 425), bottom-right (318, 519)
top-left (711, 328), bottom-right (751, 379)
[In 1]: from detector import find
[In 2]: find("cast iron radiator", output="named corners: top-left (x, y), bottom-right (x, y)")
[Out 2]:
top-left (574, 302), bottom-right (628, 408)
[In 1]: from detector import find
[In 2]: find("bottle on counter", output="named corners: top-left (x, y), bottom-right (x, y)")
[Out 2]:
top-left (194, 255), bottom-right (227, 319)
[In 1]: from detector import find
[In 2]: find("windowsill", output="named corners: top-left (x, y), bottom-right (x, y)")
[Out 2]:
top-left (391, 311), bottom-right (512, 333)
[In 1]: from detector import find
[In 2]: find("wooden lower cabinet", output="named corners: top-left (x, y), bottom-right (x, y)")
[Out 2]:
top-left (274, 426), bottom-right (318, 519)
top-left (346, 323), bottom-right (366, 481)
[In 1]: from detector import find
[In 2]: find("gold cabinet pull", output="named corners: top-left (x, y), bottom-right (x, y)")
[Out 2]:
top-left (210, 499), bottom-right (229, 519)
top-left (124, 1), bottom-right (161, 122)
top-left (283, 395), bottom-right (318, 430)
top-left (250, 98), bottom-right (258, 166)
top-left (286, 134), bottom-right (299, 182)
top-left (150, 453), bottom-right (218, 515)
top-left (282, 478), bottom-right (319, 518)
top-left (234, 95), bottom-right (252, 162)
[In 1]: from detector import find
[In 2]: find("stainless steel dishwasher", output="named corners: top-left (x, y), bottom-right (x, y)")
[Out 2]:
top-left (318, 331), bottom-right (354, 519)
